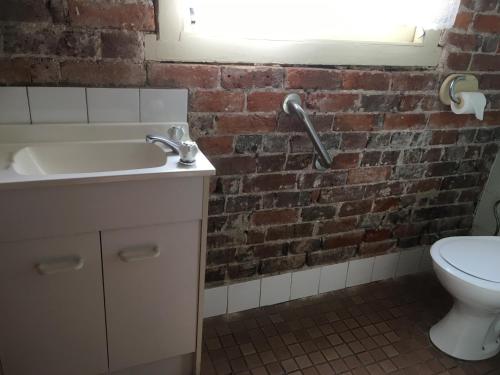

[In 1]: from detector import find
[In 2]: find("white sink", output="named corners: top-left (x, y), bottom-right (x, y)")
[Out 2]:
top-left (0, 123), bottom-right (214, 188)
top-left (13, 142), bottom-right (167, 176)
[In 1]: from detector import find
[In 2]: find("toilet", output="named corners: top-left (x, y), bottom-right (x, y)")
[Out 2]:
top-left (430, 236), bottom-right (500, 361)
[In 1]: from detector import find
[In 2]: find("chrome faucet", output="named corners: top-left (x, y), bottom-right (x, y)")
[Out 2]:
top-left (146, 126), bottom-right (198, 165)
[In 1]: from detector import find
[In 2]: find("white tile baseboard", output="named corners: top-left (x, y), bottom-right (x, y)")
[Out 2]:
top-left (204, 247), bottom-right (431, 318)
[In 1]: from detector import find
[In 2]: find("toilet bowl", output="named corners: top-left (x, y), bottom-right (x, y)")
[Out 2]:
top-left (430, 236), bottom-right (500, 361)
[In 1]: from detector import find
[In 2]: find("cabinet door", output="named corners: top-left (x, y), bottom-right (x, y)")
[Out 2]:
top-left (101, 221), bottom-right (201, 372)
top-left (0, 233), bottom-right (108, 375)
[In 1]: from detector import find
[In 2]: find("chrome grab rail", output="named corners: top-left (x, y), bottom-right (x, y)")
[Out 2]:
top-left (282, 94), bottom-right (332, 170)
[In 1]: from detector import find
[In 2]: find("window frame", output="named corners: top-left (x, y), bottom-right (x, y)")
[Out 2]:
top-left (145, 0), bottom-right (443, 67)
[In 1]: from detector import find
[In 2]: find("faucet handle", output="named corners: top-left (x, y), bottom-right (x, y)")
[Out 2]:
top-left (179, 141), bottom-right (198, 165)
top-left (167, 126), bottom-right (184, 141)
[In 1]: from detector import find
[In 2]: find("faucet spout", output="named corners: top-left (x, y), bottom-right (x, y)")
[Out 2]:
top-left (146, 128), bottom-right (199, 165)
top-left (146, 134), bottom-right (181, 154)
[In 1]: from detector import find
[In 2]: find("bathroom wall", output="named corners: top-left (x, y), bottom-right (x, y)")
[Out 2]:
top-left (1, 0), bottom-right (499, 286)
top-left (473, 151), bottom-right (500, 235)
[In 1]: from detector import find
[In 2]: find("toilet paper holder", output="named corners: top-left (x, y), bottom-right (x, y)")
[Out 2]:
top-left (439, 74), bottom-right (479, 106)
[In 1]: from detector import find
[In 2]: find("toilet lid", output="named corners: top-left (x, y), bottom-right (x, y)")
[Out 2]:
top-left (439, 237), bottom-right (500, 283)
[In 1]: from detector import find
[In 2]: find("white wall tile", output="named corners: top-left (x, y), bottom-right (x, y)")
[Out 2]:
top-left (260, 274), bottom-right (291, 307)
top-left (319, 262), bottom-right (348, 294)
top-left (291, 268), bottom-right (320, 300)
top-left (346, 257), bottom-right (375, 287)
top-left (204, 286), bottom-right (228, 318)
top-left (87, 88), bottom-right (139, 123)
top-left (372, 253), bottom-right (399, 282)
top-left (28, 87), bottom-right (87, 123)
top-left (396, 247), bottom-right (424, 277)
top-left (140, 89), bottom-right (188, 122)
top-left (419, 247), bottom-right (433, 272)
top-left (227, 280), bottom-right (260, 313)
top-left (0, 87), bottom-right (30, 124)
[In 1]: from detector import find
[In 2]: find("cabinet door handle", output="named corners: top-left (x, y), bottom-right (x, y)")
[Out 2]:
top-left (118, 246), bottom-right (160, 262)
top-left (36, 255), bottom-right (84, 275)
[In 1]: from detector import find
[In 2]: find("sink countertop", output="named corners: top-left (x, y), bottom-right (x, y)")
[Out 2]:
top-left (0, 123), bottom-right (215, 190)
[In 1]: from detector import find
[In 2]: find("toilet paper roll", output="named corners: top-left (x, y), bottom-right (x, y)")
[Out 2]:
top-left (451, 92), bottom-right (487, 121)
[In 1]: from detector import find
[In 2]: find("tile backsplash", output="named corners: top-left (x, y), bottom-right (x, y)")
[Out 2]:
top-left (0, 87), bottom-right (188, 125)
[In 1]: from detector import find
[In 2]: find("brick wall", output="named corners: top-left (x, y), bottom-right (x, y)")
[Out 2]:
top-left (1, 0), bottom-right (500, 286)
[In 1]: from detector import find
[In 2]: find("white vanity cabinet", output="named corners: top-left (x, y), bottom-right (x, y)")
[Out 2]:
top-left (0, 233), bottom-right (108, 375)
top-left (0, 175), bottom-right (212, 375)
top-left (101, 221), bottom-right (201, 372)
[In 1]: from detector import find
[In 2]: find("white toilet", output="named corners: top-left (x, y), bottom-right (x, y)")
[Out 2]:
top-left (430, 236), bottom-right (500, 360)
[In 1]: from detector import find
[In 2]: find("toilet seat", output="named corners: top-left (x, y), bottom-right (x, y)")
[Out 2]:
top-left (439, 236), bottom-right (500, 283)
top-left (431, 237), bottom-right (500, 292)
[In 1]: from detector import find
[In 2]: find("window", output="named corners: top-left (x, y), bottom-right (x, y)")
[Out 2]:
top-left (145, 0), bottom-right (460, 66)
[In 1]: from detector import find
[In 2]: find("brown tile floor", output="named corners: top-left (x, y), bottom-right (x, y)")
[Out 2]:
top-left (201, 274), bottom-right (500, 375)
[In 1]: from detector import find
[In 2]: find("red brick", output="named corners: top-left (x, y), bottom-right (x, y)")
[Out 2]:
top-left (260, 254), bottom-right (306, 274)
top-left (347, 167), bottom-right (391, 184)
top-left (30, 59), bottom-right (60, 84)
top-left (364, 229), bottom-right (392, 242)
top-left (446, 52), bottom-right (471, 70)
top-left (0, 58), bottom-right (31, 84)
top-left (359, 240), bottom-right (396, 256)
top-left (190, 91), bottom-right (244, 112)
top-left (453, 11), bottom-right (474, 30)
top-left (383, 114), bottom-right (426, 130)
top-left (317, 218), bottom-right (358, 235)
top-left (4, 28), bottom-right (98, 59)
top-left (308, 247), bottom-right (356, 266)
top-left (221, 66), bottom-right (283, 89)
top-left (471, 54), bottom-right (500, 71)
top-left (372, 197), bottom-right (400, 212)
top-left (445, 32), bottom-right (482, 52)
top-left (306, 93), bottom-right (359, 112)
top-left (247, 92), bottom-right (288, 112)
top-left (216, 114), bottom-right (276, 135)
top-left (342, 71), bottom-right (389, 91)
top-left (211, 156), bottom-right (256, 175)
top-left (473, 15), bottom-right (500, 33)
top-left (391, 72), bottom-right (436, 91)
top-left (197, 136), bottom-right (234, 156)
top-left (341, 133), bottom-right (368, 150)
top-left (479, 74), bottom-right (500, 90)
top-left (339, 200), bottom-right (372, 217)
top-left (476, 0), bottom-right (498, 11)
top-left (0, 0), bottom-right (52, 22)
top-left (406, 179), bottom-right (441, 193)
top-left (426, 162), bottom-right (458, 177)
top-left (333, 114), bottom-right (377, 131)
top-left (243, 174), bottom-right (296, 192)
top-left (323, 231), bottom-right (365, 249)
top-left (318, 186), bottom-right (364, 204)
top-left (428, 112), bottom-right (470, 129)
top-left (251, 209), bottom-right (298, 226)
top-left (68, 0), bottom-right (155, 31)
top-left (278, 113), bottom-right (332, 132)
top-left (430, 130), bottom-right (458, 145)
top-left (331, 153), bottom-right (360, 170)
top-left (266, 223), bottom-right (313, 241)
top-left (227, 262), bottom-right (258, 280)
top-left (101, 30), bottom-right (143, 61)
top-left (60, 61), bottom-right (146, 86)
top-left (148, 63), bottom-right (219, 89)
top-left (286, 68), bottom-right (341, 89)
top-left (257, 154), bottom-right (286, 173)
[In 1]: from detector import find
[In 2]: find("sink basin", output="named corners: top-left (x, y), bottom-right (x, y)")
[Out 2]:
top-left (13, 142), bottom-right (167, 176)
